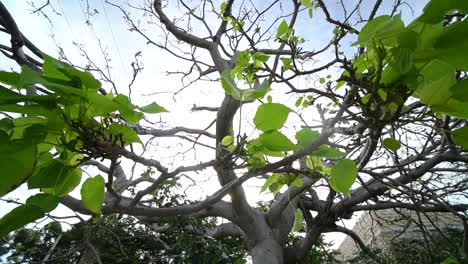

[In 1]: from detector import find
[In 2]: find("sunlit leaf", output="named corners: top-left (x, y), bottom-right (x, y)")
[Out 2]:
top-left (261, 173), bottom-right (281, 193)
top-left (108, 123), bottom-right (142, 146)
top-left (221, 71), bottom-right (242, 100)
top-left (295, 128), bottom-right (319, 147)
top-left (291, 176), bottom-right (303, 187)
top-left (42, 53), bottom-right (101, 90)
top-left (254, 103), bottom-right (291, 132)
top-left (258, 130), bottom-right (297, 152)
top-left (222, 135), bottom-right (234, 146)
top-left (306, 155), bottom-right (330, 174)
top-left (276, 20), bottom-right (289, 39)
top-left (413, 59), bottom-right (455, 106)
top-left (329, 159), bottom-right (357, 195)
top-left (292, 208), bottom-right (304, 232)
top-left (113, 94), bottom-right (144, 124)
top-left (81, 175), bottom-right (105, 214)
top-left (300, 0), bottom-right (312, 7)
top-left (138, 102), bottom-right (168, 113)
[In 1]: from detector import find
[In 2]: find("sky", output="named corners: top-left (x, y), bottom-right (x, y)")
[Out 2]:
top-left (1, 0), bottom-right (429, 250)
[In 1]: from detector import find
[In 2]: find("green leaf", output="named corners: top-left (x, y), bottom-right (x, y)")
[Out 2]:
top-left (383, 137), bottom-right (401, 151)
top-left (408, 20), bottom-right (443, 49)
top-left (409, 19), bottom-right (468, 69)
top-left (329, 159), bottom-right (357, 195)
top-left (113, 94), bottom-right (144, 124)
top-left (42, 53), bottom-right (101, 90)
top-left (0, 205), bottom-right (44, 238)
top-left (226, 144), bottom-right (236, 152)
top-left (413, 59), bottom-right (455, 106)
top-left (138, 102), bottom-right (168, 113)
top-left (252, 52), bottom-right (270, 63)
top-left (44, 168), bottom-right (82, 197)
top-left (243, 79), bottom-right (271, 100)
top-left (0, 71), bottom-right (21, 86)
top-left (269, 182), bottom-right (283, 194)
top-left (295, 97), bottom-right (303, 107)
top-left (319, 77), bottom-right (326, 84)
top-left (440, 257), bottom-right (460, 264)
top-left (452, 126), bottom-right (468, 149)
top-left (0, 138), bottom-right (37, 196)
top-left (220, 2), bottom-right (226, 14)
top-left (391, 48), bottom-right (413, 74)
top-left (29, 158), bottom-right (82, 197)
top-left (291, 176), bottom-right (303, 187)
top-left (377, 89), bottom-right (388, 102)
top-left (258, 130), bottom-right (297, 152)
top-left (451, 79), bottom-right (468, 101)
top-left (0, 118), bottom-right (13, 135)
top-left (434, 19), bottom-right (468, 70)
top-left (306, 155), bottom-right (331, 174)
top-left (4, 66), bottom-right (42, 88)
top-left (87, 93), bottom-right (119, 116)
top-left (332, 27), bottom-right (342, 35)
top-left (362, 94), bottom-right (374, 106)
top-left (10, 116), bottom-right (50, 141)
top-left (248, 153), bottom-right (266, 168)
top-left (222, 135), bottom-right (234, 146)
top-left (295, 128), bottom-right (319, 147)
top-left (420, 0), bottom-right (468, 24)
top-left (108, 123), bottom-right (142, 146)
top-left (221, 70), bottom-right (270, 100)
top-left (23, 124), bottom-right (48, 144)
top-left (26, 193), bottom-right (60, 212)
top-left (221, 71), bottom-right (242, 100)
top-left (281, 58), bottom-right (293, 71)
top-left (312, 146), bottom-right (346, 158)
top-left (431, 99), bottom-right (468, 118)
top-left (292, 208), bottom-right (304, 232)
top-left (397, 29), bottom-right (420, 50)
top-left (28, 159), bottom-right (73, 189)
top-left (253, 103), bottom-right (291, 131)
top-left (354, 15), bottom-right (404, 46)
top-left (261, 173), bottom-right (281, 193)
top-left (0, 104), bottom-right (57, 118)
top-left (0, 85), bottom-right (27, 104)
top-left (336, 80), bottom-right (345, 89)
top-left (276, 20), bottom-right (289, 39)
top-left (300, 0), bottom-right (312, 7)
top-left (81, 175), bottom-right (105, 214)
top-left (236, 50), bottom-right (250, 67)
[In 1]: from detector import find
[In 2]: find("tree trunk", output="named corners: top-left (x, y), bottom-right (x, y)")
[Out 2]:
top-left (250, 239), bottom-right (284, 264)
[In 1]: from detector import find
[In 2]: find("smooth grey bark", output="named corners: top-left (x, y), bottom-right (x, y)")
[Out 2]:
top-left (250, 239), bottom-right (284, 264)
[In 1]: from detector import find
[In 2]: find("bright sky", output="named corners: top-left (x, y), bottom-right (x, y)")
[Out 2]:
top-left (1, 0), bottom-right (429, 250)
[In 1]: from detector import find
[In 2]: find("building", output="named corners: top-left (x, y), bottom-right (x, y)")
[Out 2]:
top-left (337, 209), bottom-right (463, 261)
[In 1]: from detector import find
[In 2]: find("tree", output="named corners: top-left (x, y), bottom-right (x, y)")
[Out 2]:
top-left (1, 180), bottom-right (248, 263)
top-left (1, 178), bottom-right (337, 263)
top-left (0, 0), bottom-right (467, 263)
